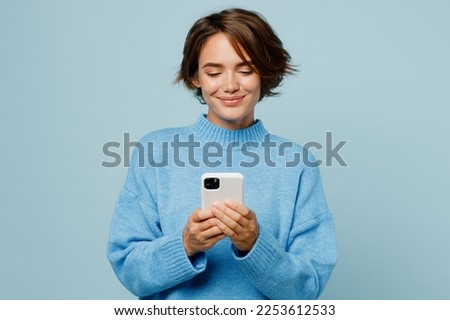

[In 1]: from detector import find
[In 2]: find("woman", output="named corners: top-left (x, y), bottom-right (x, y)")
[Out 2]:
top-left (107, 8), bottom-right (337, 300)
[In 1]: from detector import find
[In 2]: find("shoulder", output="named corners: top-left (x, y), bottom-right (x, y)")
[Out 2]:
top-left (126, 123), bottom-right (195, 168)
top-left (265, 133), bottom-right (321, 169)
top-left (268, 133), bottom-right (303, 150)
top-left (138, 123), bottom-right (194, 144)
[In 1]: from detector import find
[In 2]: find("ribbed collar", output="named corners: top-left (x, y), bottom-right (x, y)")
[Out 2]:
top-left (192, 114), bottom-right (268, 144)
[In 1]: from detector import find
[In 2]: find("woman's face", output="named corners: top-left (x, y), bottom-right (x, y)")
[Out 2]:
top-left (193, 32), bottom-right (261, 130)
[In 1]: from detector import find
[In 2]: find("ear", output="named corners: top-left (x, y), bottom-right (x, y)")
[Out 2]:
top-left (192, 75), bottom-right (200, 88)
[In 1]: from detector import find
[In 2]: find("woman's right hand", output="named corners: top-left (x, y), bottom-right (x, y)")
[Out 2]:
top-left (182, 209), bottom-right (225, 257)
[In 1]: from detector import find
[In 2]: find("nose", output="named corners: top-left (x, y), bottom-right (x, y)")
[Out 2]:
top-left (222, 72), bottom-right (239, 93)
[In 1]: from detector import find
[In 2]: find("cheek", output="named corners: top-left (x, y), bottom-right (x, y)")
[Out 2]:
top-left (243, 79), bottom-right (261, 100)
top-left (198, 77), bottom-right (220, 94)
top-left (242, 76), bottom-right (261, 92)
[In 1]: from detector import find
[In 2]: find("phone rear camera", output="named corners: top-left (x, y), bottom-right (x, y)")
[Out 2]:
top-left (204, 177), bottom-right (220, 190)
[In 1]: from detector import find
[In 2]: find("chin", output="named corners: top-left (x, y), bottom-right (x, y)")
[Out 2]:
top-left (217, 109), bottom-right (249, 121)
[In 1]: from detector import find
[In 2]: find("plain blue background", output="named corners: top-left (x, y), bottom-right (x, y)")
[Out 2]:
top-left (1, 0), bottom-right (449, 299)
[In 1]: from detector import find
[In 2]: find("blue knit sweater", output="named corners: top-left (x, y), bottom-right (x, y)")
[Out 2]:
top-left (107, 115), bottom-right (337, 299)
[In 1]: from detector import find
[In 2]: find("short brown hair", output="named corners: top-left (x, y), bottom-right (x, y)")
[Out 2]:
top-left (176, 8), bottom-right (297, 103)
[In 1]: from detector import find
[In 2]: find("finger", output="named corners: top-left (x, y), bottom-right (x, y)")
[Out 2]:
top-left (192, 225), bottom-right (223, 246)
top-left (214, 202), bottom-right (242, 223)
top-left (197, 232), bottom-right (226, 252)
top-left (215, 219), bottom-right (237, 238)
top-left (192, 209), bottom-right (215, 222)
top-left (209, 233), bottom-right (226, 243)
top-left (185, 216), bottom-right (220, 241)
top-left (197, 217), bottom-right (223, 232)
top-left (201, 225), bottom-right (224, 239)
top-left (212, 203), bottom-right (245, 231)
top-left (224, 200), bottom-right (254, 219)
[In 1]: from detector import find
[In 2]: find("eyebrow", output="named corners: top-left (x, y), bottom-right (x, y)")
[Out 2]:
top-left (201, 61), bottom-right (253, 69)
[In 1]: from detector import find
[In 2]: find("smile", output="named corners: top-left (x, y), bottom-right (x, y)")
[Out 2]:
top-left (217, 96), bottom-right (245, 106)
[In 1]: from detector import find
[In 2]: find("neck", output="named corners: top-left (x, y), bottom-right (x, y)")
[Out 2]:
top-left (192, 114), bottom-right (268, 144)
top-left (206, 112), bottom-right (255, 130)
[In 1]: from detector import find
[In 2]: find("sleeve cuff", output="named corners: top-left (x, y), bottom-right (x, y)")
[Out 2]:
top-left (233, 227), bottom-right (283, 280)
top-left (160, 233), bottom-right (207, 284)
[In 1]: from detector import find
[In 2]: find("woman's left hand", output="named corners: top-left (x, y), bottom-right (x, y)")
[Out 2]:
top-left (212, 200), bottom-right (259, 253)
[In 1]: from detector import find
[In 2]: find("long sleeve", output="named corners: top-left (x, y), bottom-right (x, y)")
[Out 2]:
top-left (106, 116), bottom-right (337, 299)
top-left (106, 147), bottom-right (206, 297)
top-left (235, 163), bottom-right (337, 299)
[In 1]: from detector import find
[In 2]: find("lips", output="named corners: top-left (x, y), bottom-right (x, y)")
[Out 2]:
top-left (217, 96), bottom-right (245, 106)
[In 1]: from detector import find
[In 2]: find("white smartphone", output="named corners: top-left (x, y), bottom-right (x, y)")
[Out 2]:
top-left (201, 173), bottom-right (244, 209)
